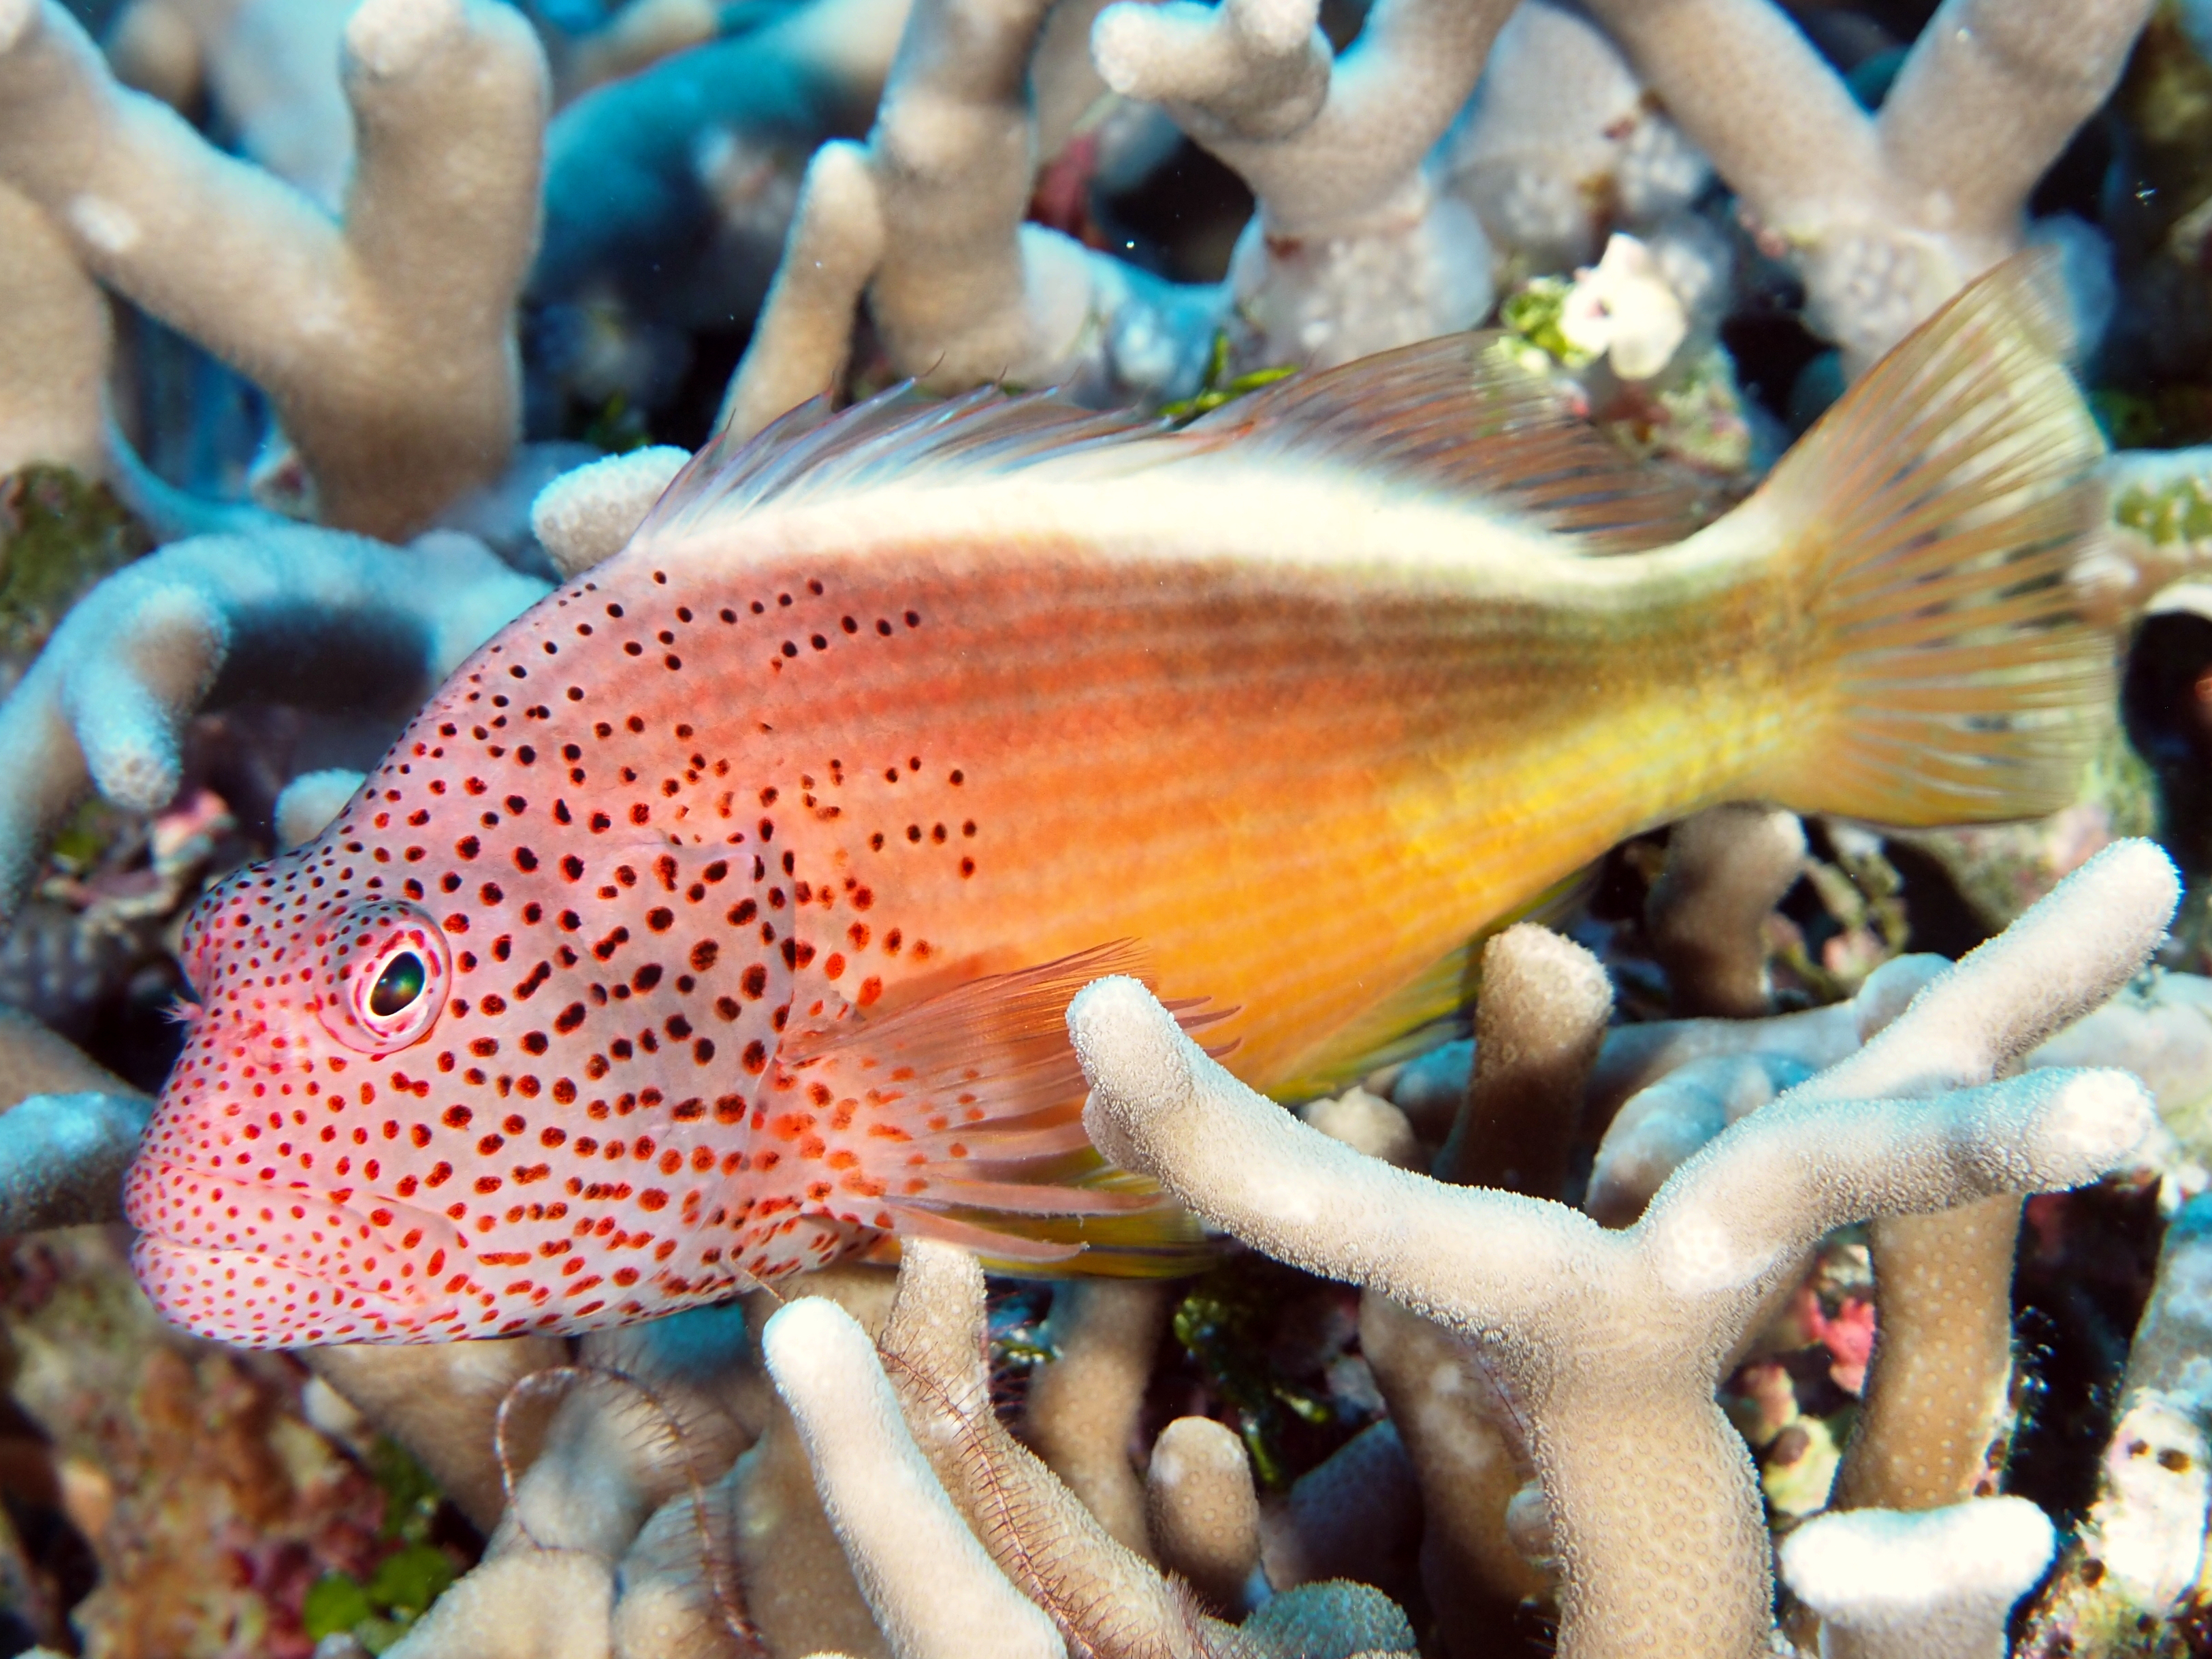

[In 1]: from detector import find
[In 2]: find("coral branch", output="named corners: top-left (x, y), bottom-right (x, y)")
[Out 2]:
top-left (1781, 1498), bottom-right (2056, 1659)
top-left (764, 1295), bottom-right (1069, 1659)
top-left (1435, 922), bottom-right (1610, 1194)
top-left (0, 1009), bottom-right (150, 1231)
top-left (1145, 1416), bottom-right (1262, 1614)
top-left (714, 140), bottom-right (886, 440)
top-left (301, 1337), bottom-right (569, 1534)
top-left (0, 526), bottom-right (549, 925)
top-left (1582, 0), bottom-right (2150, 366)
top-left (529, 446), bottom-right (691, 578)
top-left (0, 182), bottom-right (108, 477)
top-left (1023, 1278), bottom-right (1166, 1558)
top-left (1074, 841), bottom-right (2175, 1658)
top-left (1644, 805), bottom-right (1806, 1018)
top-left (1094, 0), bottom-right (1511, 366)
top-left (0, 0), bottom-right (547, 536)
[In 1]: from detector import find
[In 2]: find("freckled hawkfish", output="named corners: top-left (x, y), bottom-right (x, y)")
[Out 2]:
top-left (127, 258), bottom-right (2112, 1344)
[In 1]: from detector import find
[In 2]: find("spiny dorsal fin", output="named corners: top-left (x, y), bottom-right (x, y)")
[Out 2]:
top-left (1183, 332), bottom-right (1701, 553)
top-left (633, 384), bottom-right (1169, 545)
top-left (631, 334), bottom-right (1698, 555)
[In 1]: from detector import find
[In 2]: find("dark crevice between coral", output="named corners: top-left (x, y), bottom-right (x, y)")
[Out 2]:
top-left (2007, 1179), bottom-right (2168, 1530)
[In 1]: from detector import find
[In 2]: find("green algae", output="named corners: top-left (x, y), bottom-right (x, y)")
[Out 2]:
top-left (2115, 468), bottom-right (2212, 547)
top-left (0, 466), bottom-right (150, 668)
top-left (1159, 331), bottom-right (1300, 424)
top-left (301, 1437), bottom-right (457, 1652)
top-left (1498, 275), bottom-right (1594, 371)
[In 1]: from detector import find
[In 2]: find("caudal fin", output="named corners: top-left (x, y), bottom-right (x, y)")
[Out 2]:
top-left (1742, 253), bottom-right (2113, 825)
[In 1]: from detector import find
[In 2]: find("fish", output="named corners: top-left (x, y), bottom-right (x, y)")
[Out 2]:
top-left (123, 255), bottom-right (2112, 1346)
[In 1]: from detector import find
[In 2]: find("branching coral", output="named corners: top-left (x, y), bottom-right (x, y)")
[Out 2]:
top-left (767, 1239), bottom-right (1422, 1659)
top-left (1436, 0), bottom-right (1711, 278)
top-left (1581, 0), bottom-right (2148, 369)
top-left (1023, 1280), bottom-right (1168, 1560)
top-left (528, 445), bottom-right (690, 577)
top-left (718, 0), bottom-right (1221, 440)
top-left (1072, 840), bottom-right (2177, 1658)
top-left (1644, 805), bottom-right (1807, 1019)
top-left (1089, 0), bottom-right (1512, 370)
top-left (765, 1294), bottom-right (1070, 1659)
top-left (301, 1337), bottom-right (569, 1534)
top-left (0, 1007), bottom-right (148, 1232)
top-left (0, 0), bottom-right (547, 536)
top-left (1145, 1415), bottom-right (1262, 1615)
top-left (0, 524), bottom-right (548, 925)
top-left (1433, 922), bottom-right (1610, 1195)
top-left (0, 183), bottom-right (108, 478)
top-left (102, 0), bottom-right (359, 209)
top-left (532, 0), bottom-right (909, 335)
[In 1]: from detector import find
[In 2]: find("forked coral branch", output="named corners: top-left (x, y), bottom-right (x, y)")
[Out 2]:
top-left (1091, 0), bottom-right (1513, 368)
top-left (1072, 839), bottom-right (2177, 1659)
top-left (1582, 0), bottom-right (2149, 369)
top-left (0, 0), bottom-right (547, 536)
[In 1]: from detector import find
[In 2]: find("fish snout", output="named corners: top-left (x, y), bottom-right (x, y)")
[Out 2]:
top-left (123, 1156), bottom-right (464, 1347)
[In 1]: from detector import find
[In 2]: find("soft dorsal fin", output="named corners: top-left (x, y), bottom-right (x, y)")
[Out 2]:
top-left (631, 334), bottom-right (1698, 555)
top-left (1183, 332), bottom-right (1701, 553)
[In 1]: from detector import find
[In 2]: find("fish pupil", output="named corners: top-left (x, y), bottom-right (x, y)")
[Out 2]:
top-left (370, 952), bottom-right (428, 1017)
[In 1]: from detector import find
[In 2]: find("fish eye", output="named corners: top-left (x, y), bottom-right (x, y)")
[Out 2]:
top-left (320, 903), bottom-right (451, 1055)
top-left (369, 951), bottom-right (428, 1017)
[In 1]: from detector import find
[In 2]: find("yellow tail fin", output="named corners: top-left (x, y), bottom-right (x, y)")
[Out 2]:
top-left (1743, 253), bottom-right (2113, 825)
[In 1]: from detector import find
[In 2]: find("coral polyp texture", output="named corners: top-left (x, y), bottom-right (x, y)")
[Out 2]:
top-left (9, 0), bottom-right (2212, 1653)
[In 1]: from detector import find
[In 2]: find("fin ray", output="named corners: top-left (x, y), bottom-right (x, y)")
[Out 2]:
top-left (628, 335), bottom-right (1700, 561)
top-left (1743, 251), bottom-right (2113, 825)
top-left (774, 941), bottom-right (1225, 1276)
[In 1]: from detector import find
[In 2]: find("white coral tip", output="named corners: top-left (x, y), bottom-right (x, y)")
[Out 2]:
top-left (0, 0), bottom-right (35, 54)
top-left (345, 0), bottom-right (465, 79)
top-left (1780, 1498), bottom-right (2055, 1628)
top-left (530, 447), bottom-right (690, 579)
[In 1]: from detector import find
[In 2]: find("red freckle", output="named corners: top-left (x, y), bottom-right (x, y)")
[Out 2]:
top-left (824, 953), bottom-right (845, 980)
top-left (857, 977), bottom-right (882, 1007)
top-left (427, 1163), bottom-right (453, 1187)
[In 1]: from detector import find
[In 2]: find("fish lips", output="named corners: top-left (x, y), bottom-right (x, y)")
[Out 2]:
top-left (125, 1158), bottom-right (467, 1348)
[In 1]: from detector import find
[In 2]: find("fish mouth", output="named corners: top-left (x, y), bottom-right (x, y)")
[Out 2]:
top-left (123, 1155), bottom-right (468, 1348)
top-left (129, 1234), bottom-right (449, 1349)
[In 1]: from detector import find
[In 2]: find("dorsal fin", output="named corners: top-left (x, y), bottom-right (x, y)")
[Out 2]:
top-left (1183, 332), bottom-right (1701, 553)
top-left (632, 383), bottom-right (1169, 545)
top-left (631, 334), bottom-right (1699, 555)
